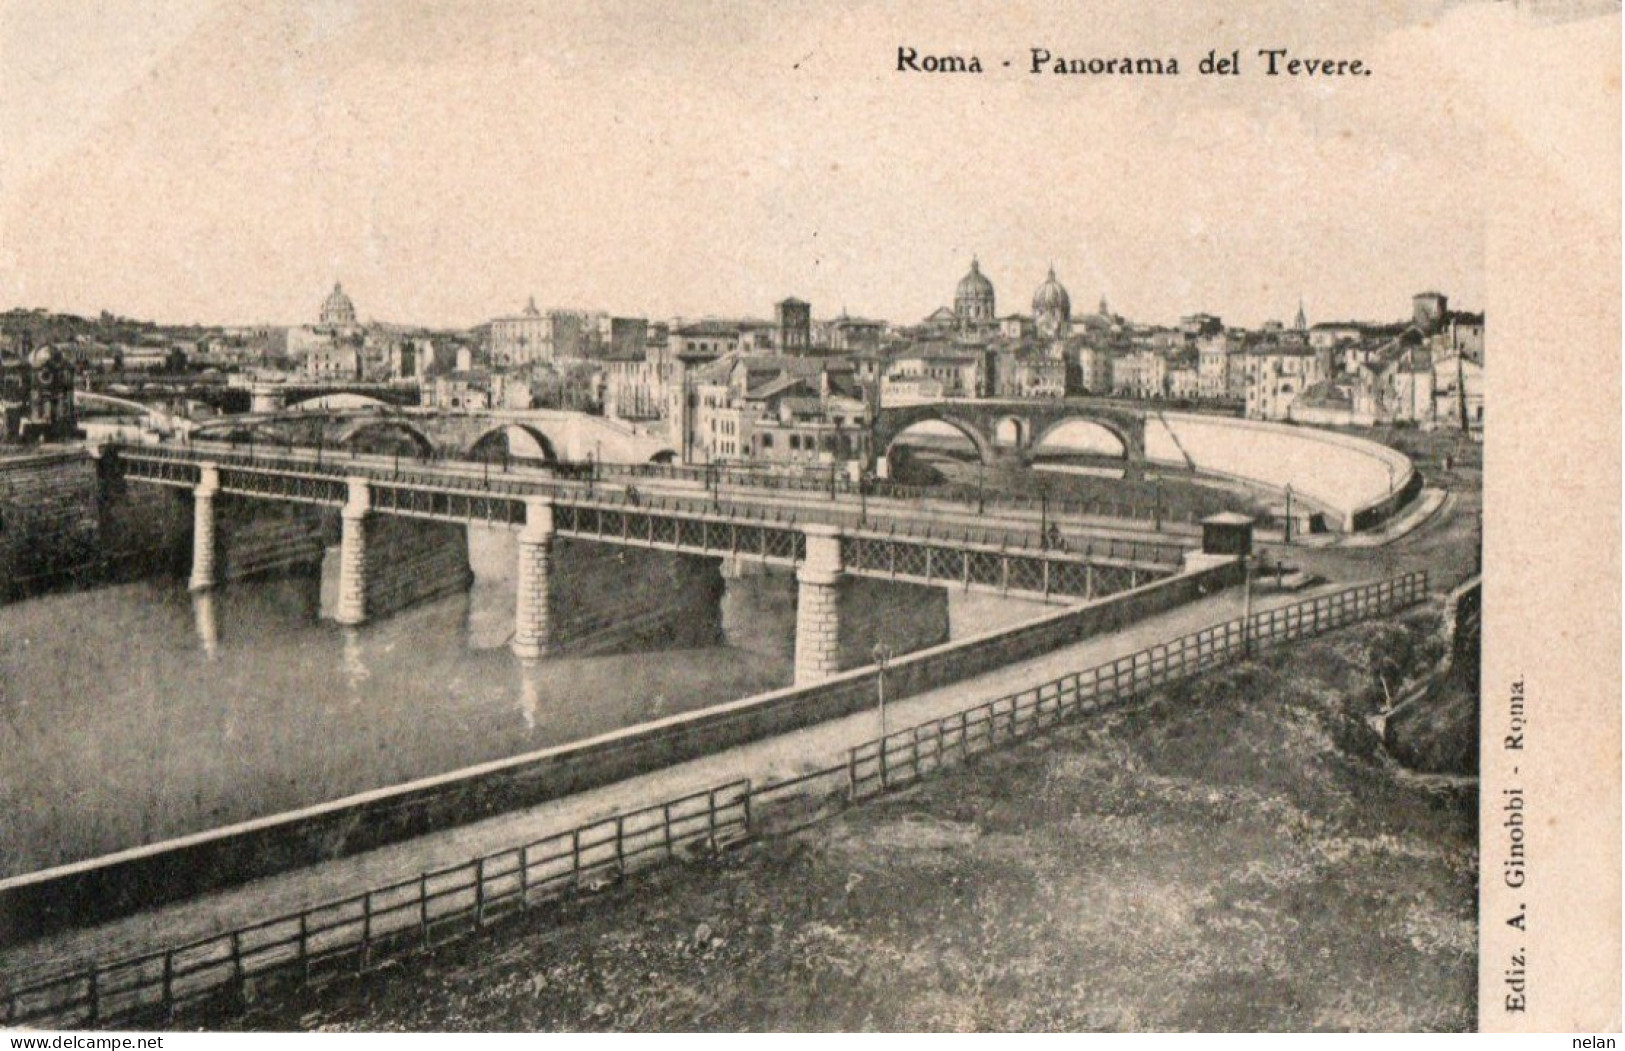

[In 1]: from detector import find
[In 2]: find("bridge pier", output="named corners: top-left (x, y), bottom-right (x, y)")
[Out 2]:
top-left (334, 477), bottom-right (371, 626)
top-left (512, 498), bottom-right (556, 660)
top-left (187, 463), bottom-right (221, 592)
top-left (330, 476), bottom-right (472, 626)
top-left (794, 524), bottom-right (953, 686)
top-left (249, 383), bottom-right (284, 414)
top-left (794, 525), bottom-right (844, 686)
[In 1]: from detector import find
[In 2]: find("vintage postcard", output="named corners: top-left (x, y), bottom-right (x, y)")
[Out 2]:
top-left (0, 0), bottom-right (1617, 1035)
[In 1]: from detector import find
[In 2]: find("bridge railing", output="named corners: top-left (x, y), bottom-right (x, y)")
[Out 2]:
top-left (119, 438), bottom-right (1220, 534)
top-left (0, 571), bottom-right (1427, 1029)
top-left (113, 444), bottom-right (1193, 567)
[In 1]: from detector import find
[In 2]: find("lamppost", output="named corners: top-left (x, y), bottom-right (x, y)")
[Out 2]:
top-left (831, 419), bottom-right (843, 501)
top-left (872, 643), bottom-right (893, 780)
top-left (1241, 552), bottom-right (1255, 657)
top-left (1284, 484), bottom-right (1294, 543)
top-left (1039, 481), bottom-right (1050, 549)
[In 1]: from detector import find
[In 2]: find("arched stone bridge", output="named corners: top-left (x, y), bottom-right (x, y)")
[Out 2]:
top-left (191, 407), bottom-right (677, 465)
top-left (247, 381), bottom-right (422, 413)
top-left (874, 399), bottom-right (1149, 471)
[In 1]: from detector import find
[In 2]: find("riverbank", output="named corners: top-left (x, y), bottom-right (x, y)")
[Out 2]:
top-left (206, 604), bottom-right (1475, 1032)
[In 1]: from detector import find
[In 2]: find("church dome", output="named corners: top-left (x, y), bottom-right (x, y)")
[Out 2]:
top-left (320, 282), bottom-right (357, 327)
top-left (954, 258), bottom-right (996, 323)
top-left (957, 259), bottom-right (994, 301)
top-left (1032, 267), bottom-right (1071, 317)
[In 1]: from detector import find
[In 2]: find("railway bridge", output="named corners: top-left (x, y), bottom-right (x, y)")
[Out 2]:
top-left (110, 444), bottom-right (1195, 685)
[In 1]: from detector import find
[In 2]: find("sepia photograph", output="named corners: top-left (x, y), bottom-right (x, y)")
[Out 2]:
top-left (0, 0), bottom-right (1616, 1035)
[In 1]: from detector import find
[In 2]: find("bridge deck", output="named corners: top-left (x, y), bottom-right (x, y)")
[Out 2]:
top-left (115, 444), bottom-right (1186, 603)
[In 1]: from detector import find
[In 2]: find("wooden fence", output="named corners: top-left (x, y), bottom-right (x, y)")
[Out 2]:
top-left (846, 571), bottom-right (1429, 797)
top-left (1, 570), bottom-right (1427, 1030)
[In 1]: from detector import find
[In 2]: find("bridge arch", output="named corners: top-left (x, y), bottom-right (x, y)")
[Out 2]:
top-left (1031, 416), bottom-right (1132, 460)
top-left (466, 424), bottom-right (559, 463)
top-left (75, 391), bottom-right (187, 436)
top-left (337, 418), bottom-right (435, 457)
top-left (992, 415), bottom-right (1031, 448)
top-left (285, 392), bottom-right (390, 411)
top-left (191, 414), bottom-right (294, 445)
top-left (881, 416), bottom-right (995, 473)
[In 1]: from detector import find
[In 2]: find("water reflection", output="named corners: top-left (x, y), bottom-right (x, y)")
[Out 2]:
top-left (0, 547), bottom-right (796, 877)
top-left (341, 627), bottom-right (370, 694)
top-left (0, 524), bottom-right (1048, 878)
top-left (517, 659), bottom-right (541, 729)
top-left (192, 590), bottom-right (219, 660)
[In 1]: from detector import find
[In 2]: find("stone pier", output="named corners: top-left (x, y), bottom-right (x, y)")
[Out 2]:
top-left (331, 477), bottom-right (473, 627)
top-left (512, 498), bottom-right (555, 660)
top-left (794, 526), bottom-right (845, 685)
top-left (187, 463), bottom-right (221, 592)
top-left (334, 477), bottom-right (371, 625)
top-left (794, 524), bottom-right (952, 686)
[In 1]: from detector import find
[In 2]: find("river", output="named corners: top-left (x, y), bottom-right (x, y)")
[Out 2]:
top-left (0, 525), bottom-right (1043, 877)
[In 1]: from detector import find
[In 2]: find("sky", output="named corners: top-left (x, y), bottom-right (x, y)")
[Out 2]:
top-left (0, 0), bottom-right (1499, 329)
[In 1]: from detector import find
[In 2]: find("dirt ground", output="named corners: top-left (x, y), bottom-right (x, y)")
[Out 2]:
top-left (196, 606), bottom-right (1476, 1033)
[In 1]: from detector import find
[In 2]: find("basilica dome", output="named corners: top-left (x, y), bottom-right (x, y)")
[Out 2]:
top-left (320, 282), bottom-right (357, 329)
top-left (954, 258), bottom-right (996, 323)
top-left (1032, 267), bottom-right (1071, 317)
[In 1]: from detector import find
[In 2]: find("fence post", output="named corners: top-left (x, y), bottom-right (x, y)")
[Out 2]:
top-left (614, 816), bottom-right (626, 880)
top-left (474, 858), bottom-right (487, 926)
top-left (162, 950), bottom-right (175, 1022)
top-left (663, 803), bottom-right (675, 859)
top-left (571, 829), bottom-right (582, 890)
top-left (707, 789), bottom-right (719, 851)
top-left (298, 911), bottom-right (311, 981)
top-left (742, 781), bottom-right (754, 834)
top-left (360, 892), bottom-right (373, 972)
top-left (520, 844), bottom-right (531, 904)
top-left (846, 749), bottom-right (858, 801)
top-left (419, 875), bottom-right (430, 948)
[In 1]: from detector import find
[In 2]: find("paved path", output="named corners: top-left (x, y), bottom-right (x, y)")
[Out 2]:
top-left (0, 581), bottom-right (1331, 986)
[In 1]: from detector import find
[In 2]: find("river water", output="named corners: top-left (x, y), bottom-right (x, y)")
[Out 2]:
top-left (0, 526), bottom-right (1043, 877)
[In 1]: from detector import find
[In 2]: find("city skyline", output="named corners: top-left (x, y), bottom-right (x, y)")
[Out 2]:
top-left (1, 0), bottom-right (1487, 330)
top-left (0, 264), bottom-right (1472, 335)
